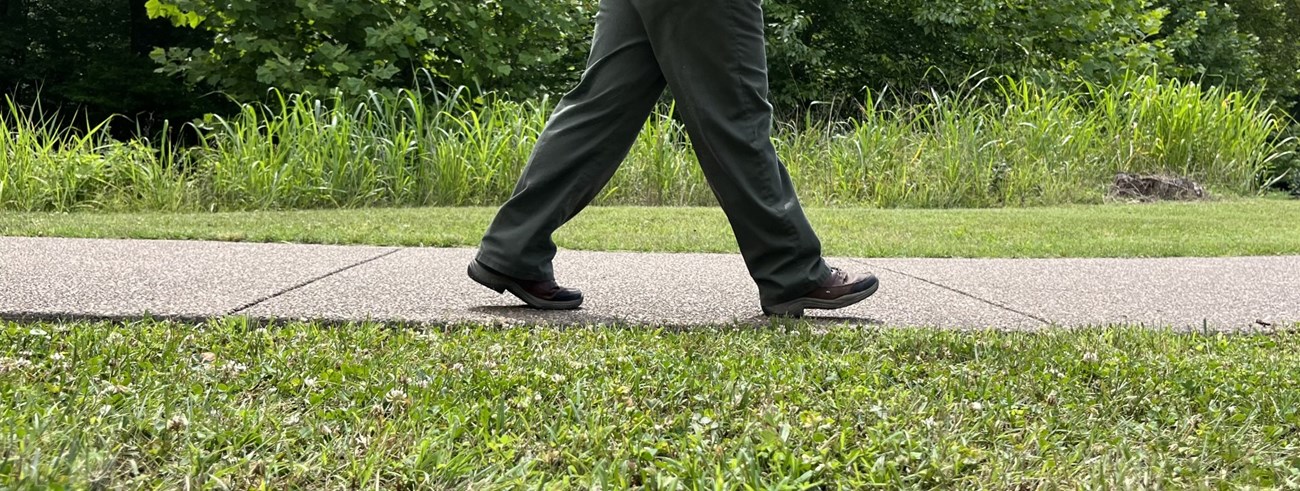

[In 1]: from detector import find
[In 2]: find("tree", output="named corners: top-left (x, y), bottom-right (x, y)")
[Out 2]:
top-left (146, 0), bottom-right (596, 101)
top-left (1, 0), bottom-right (220, 135)
top-left (762, 0), bottom-right (1293, 111)
top-left (1228, 0), bottom-right (1300, 114)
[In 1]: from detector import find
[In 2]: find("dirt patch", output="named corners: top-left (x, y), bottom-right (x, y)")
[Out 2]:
top-left (1108, 173), bottom-right (1208, 202)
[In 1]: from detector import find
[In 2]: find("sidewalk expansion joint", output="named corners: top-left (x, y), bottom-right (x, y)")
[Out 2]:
top-left (850, 258), bottom-right (1053, 326)
top-left (228, 248), bottom-right (403, 315)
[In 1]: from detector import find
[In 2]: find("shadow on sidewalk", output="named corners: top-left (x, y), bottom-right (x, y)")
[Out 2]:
top-left (469, 305), bottom-right (884, 329)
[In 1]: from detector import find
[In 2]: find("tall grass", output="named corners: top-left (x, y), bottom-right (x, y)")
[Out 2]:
top-left (2, 74), bottom-right (1294, 211)
top-left (191, 87), bottom-right (539, 208)
top-left (779, 75), bottom-right (1294, 207)
top-left (0, 99), bottom-right (193, 211)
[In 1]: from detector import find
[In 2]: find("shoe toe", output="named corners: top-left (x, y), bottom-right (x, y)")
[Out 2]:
top-left (851, 274), bottom-right (879, 294)
top-left (553, 288), bottom-right (583, 302)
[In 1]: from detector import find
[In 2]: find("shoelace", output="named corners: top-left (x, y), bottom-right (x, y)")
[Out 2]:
top-left (825, 267), bottom-right (848, 285)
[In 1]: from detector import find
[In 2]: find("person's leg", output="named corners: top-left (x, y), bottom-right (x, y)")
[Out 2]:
top-left (629, 0), bottom-right (831, 306)
top-left (476, 0), bottom-right (667, 282)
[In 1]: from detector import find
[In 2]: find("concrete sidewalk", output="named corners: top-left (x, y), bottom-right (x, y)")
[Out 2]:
top-left (1, 236), bottom-right (1297, 330)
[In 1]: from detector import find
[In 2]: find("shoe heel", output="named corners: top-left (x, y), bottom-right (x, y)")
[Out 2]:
top-left (467, 262), bottom-right (507, 294)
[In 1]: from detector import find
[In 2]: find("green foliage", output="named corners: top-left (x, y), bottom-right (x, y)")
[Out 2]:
top-left (1267, 121), bottom-right (1300, 194)
top-left (1159, 0), bottom-right (1257, 86)
top-left (0, 0), bottom-right (220, 135)
top-left (762, 0), bottom-right (1297, 110)
top-left (0, 98), bottom-right (196, 212)
top-left (6, 0), bottom-right (1296, 142)
top-left (147, 0), bottom-right (595, 100)
top-left (136, 0), bottom-right (1299, 193)
top-left (1229, 0), bottom-right (1300, 110)
top-left (3, 76), bottom-right (1292, 212)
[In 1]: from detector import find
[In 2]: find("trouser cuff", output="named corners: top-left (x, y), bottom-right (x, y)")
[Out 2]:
top-left (473, 250), bottom-right (553, 282)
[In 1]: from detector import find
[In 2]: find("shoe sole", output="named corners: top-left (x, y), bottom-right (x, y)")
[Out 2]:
top-left (467, 261), bottom-right (583, 311)
top-left (762, 277), bottom-right (880, 318)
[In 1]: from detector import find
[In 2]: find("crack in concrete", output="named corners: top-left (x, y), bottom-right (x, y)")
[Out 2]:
top-left (848, 258), bottom-right (1053, 326)
top-left (227, 248), bottom-right (403, 315)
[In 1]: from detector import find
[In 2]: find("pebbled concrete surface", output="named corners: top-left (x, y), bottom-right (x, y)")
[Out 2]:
top-left (0, 236), bottom-right (394, 320)
top-left (1, 237), bottom-right (1296, 330)
top-left (241, 249), bottom-right (1041, 328)
top-left (856, 257), bottom-right (1300, 330)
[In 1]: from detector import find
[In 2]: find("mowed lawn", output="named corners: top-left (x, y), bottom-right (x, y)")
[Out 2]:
top-left (3, 198), bottom-right (1299, 258)
top-left (2, 320), bottom-right (1299, 489)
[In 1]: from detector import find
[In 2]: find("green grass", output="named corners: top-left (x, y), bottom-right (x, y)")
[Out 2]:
top-left (2, 319), bottom-right (1298, 488)
top-left (3, 75), bottom-right (1295, 212)
top-left (3, 199), bottom-right (1299, 258)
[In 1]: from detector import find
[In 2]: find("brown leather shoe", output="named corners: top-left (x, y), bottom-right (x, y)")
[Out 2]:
top-left (467, 260), bottom-right (584, 310)
top-left (762, 267), bottom-right (879, 317)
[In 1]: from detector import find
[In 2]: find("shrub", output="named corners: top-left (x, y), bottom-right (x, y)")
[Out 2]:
top-left (762, 0), bottom-right (1297, 111)
top-left (0, 0), bottom-right (221, 137)
top-left (144, 0), bottom-right (1298, 115)
top-left (146, 0), bottom-right (595, 101)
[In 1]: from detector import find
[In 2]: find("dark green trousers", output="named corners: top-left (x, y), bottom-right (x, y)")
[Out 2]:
top-left (476, 0), bottom-right (831, 305)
